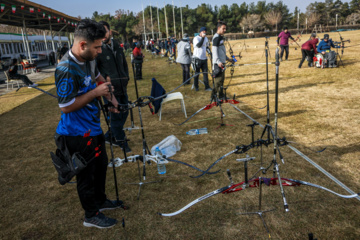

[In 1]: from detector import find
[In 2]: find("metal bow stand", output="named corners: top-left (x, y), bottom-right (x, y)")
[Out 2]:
top-left (235, 46), bottom-right (289, 238)
top-left (124, 62), bottom-right (160, 200)
top-left (236, 155), bottom-right (275, 239)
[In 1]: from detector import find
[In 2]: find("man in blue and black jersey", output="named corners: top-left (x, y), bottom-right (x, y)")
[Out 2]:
top-left (96, 21), bottom-right (131, 152)
top-left (55, 19), bottom-right (122, 229)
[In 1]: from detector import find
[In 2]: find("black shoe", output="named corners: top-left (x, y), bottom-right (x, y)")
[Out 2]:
top-left (121, 145), bottom-right (132, 153)
top-left (99, 199), bottom-right (123, 212)
top-left (205, 88), bottom-right (212, 91)
top-left (83, 212), bottom-right (117, 229)
top-left (195, 88), bottom-right (199, 91)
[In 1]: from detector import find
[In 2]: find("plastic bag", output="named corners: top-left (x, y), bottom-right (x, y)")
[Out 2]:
top-left (151, 135), bottom-right (182, 158)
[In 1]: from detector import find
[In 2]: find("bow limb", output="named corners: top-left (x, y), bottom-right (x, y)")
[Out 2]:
top-left (282, 178), bottom-right (360, 199)
top-left (158, 185), bottom-right (231, 217)
top-left (190, 148), bottom-right (238, 178)
top-left (165, 158), bottom-right (220, 175)
top-left (288, 145), bottom-right (360, 201)
top-left (224, 177), bottom-right (359, 199)
top-left (176, 103), bottom-right (216, 126)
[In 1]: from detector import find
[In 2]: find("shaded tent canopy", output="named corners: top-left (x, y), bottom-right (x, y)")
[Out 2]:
top-left (0, 32), bottom-right (69, 42)
top-left (0, 0), bottom-right (79, 32)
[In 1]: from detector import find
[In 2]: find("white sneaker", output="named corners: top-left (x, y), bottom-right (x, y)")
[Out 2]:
top-left (28, 83), bottom-right (38, 88)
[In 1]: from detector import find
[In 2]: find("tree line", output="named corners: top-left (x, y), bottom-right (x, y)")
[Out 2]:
top-left (91, 0), bottom-right (360, 42)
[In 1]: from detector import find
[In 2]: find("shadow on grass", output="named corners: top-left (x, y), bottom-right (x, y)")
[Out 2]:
top-left (236, 81), bottom-right (335, 98)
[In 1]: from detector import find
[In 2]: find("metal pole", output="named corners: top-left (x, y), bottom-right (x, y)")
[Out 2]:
top-left (180, 1), bottom-right (184, 37)
top-left (66, 29), bottom-right (71, 48)
top-left (157, 3), bottom-right (161, 39)
top-left (49, 21), bottom-right (56, 62)
top-left (43, 31), bottom-right (49, 61)
top-left (172, 0), bottom-right (176, 37)
top-left (22, 20), bottom-right (33, 64)
top-left (142, 4), bottom-right (147, 43)
top-left (336, 14), bottom-right (338, 29)
top-left (150, 3), bottom-right (154, 40)
top-left (164, 2), bottom-right (169, 38)
top-left (297, 11), bottom-right (300, 31)
top-left (21, 28), bottom-right (28, 59)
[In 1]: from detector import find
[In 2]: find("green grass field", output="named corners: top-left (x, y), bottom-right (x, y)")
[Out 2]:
top-left (0, 30), bottom-right (359, 239)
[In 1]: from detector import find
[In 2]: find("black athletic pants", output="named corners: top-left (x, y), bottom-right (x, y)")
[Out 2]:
top-left (299, 49), bottom-right (314, 68)
top-left (9, 73), bottom-right (33, 85)
top-left (61, 134), bottom-right (108, 218)
top-left (194, 59), bottom-right (210, 89)
top-left (280, 45), bottom-right (289, 60)
top-left (181, 64), bottom-right (190, 84)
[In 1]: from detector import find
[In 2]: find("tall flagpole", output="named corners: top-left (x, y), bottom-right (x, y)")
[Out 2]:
top-left (150, 3), bottom-right (154, 39)
top-left (164, 2), bottom-right (169, 38)
top-left (142, 4), bottom-right (147, 43)
top-left (172, 0), bottom-right (176, 37)
top-left (157, 3), bottom-right (161, 39)
top-left (180, 1), bottom-right (184, 37)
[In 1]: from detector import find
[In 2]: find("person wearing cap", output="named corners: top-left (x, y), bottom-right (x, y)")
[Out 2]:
top-left (277, 27), bottom-right (296, 61)
top-left (193, 26), bottom-right (212, 91)
top-left (317, 34), bottom-right (338, 54)
top-left (317, 34), bottom-right (340, 67)
top-left (176, 33), bottom-right (192, 85)
top-left (133, 41), bottom-right (144, 79)
top-left (299, 33), bottom-right (319, 68)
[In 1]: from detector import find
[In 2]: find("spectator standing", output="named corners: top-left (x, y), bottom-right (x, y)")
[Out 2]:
top-left (193, 27), bottom-right (212, 91)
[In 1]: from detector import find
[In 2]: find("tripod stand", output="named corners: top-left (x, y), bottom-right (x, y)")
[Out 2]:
top-left (261, 37), bottom-right (272, 59)
top-left (215, 86), bottom-right (234, 129)
top-left (124, 63), bottom-right (160, 200)
top-left (260, 37), bottom-right (272, 145)
top-left (236, 161), bottom-right (276, 239)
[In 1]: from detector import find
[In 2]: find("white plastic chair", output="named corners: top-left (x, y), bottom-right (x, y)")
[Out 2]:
top-left (4, 71), bottom-right (22, 90)
top-left (158, 92), bottom-right (187, 121)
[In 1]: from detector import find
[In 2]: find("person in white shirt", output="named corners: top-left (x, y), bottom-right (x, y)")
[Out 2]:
top-left (192, 27), bottom-right (212, 91)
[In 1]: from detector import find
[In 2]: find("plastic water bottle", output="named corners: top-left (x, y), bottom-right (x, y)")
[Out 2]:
top-left (186, 128), bottom-right (208, 135)
top-left (155, 147), bottom-right (166, 174)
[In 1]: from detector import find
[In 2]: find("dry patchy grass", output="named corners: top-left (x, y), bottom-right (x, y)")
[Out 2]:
top-left (0, 30), bottom-right (359, 240)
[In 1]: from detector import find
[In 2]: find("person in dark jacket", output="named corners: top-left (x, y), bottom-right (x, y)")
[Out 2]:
top-left (132, 38), bottom-right (138, 50)
top-left (59, 43), bottom-right (69, 60)
top-left (164, 37), bottom-right (171, 57)
top-left (133, 42), bottom-right (144, 80)
top-left (299, 33), bottom-right (319, 68)
top-left (96, 21), bottom-right (131, 152)
top-left (8, 59), bottom-right (37, 87)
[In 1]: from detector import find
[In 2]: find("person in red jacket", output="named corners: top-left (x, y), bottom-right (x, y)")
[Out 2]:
top-left (132, 42), bottom-right (144, 80)
top-left (299, 33), bottom-right (319, 68)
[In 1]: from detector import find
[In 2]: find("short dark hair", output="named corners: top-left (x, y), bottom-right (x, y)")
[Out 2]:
top-left (98, 21), bottom-right (110, 30)
top-left (217, 21), bottom-right (226, 29)
top-left (74, 19), bottom-right (106, 43)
